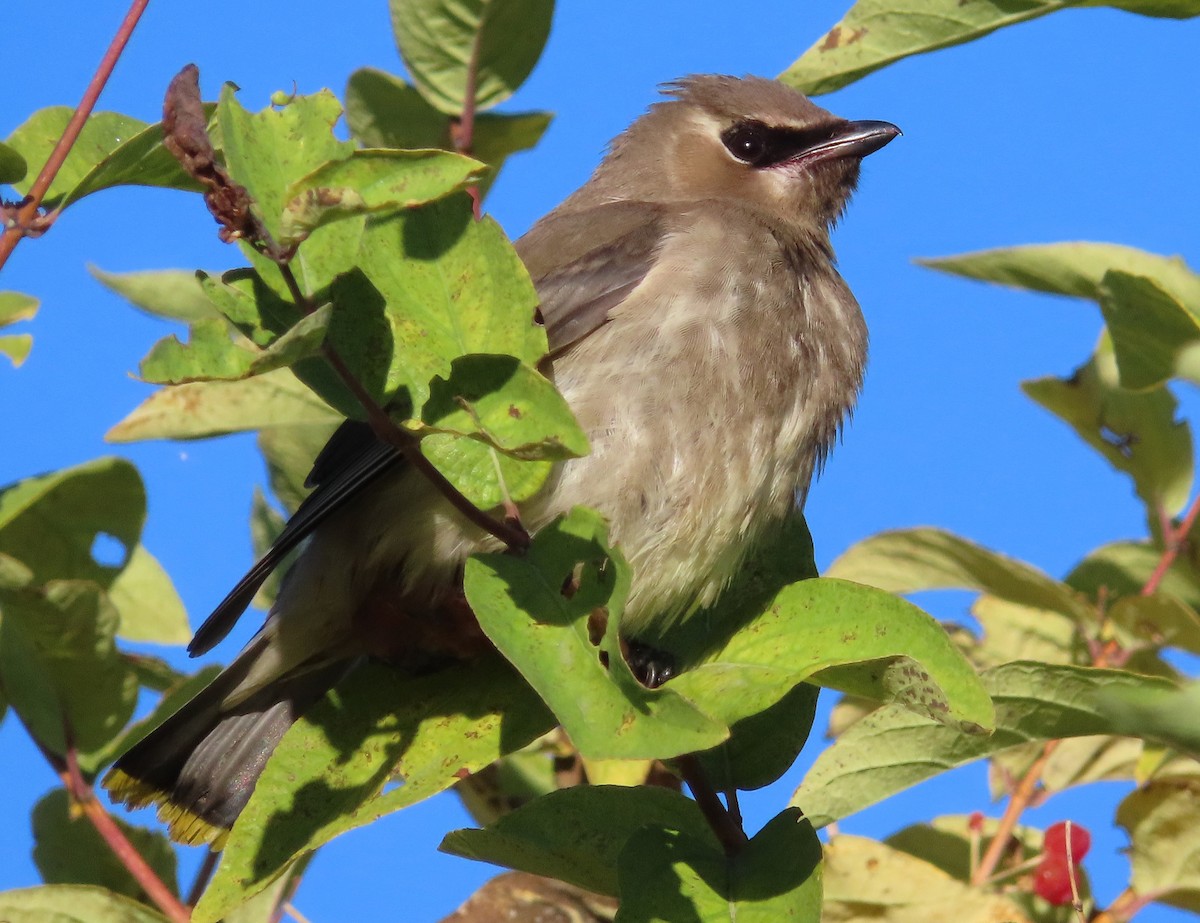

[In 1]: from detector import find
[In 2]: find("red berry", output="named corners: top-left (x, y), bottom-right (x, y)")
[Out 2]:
top-left (1044, 821), bottom-right (1091, 862)
top-left (1033, 857), bottom-right (1075, 906)
top-left (967, 811), bottom-right (985, 833)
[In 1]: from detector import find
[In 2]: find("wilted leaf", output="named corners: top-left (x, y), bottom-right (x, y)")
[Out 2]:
top-left (391, 0), bottom-right (554, 115)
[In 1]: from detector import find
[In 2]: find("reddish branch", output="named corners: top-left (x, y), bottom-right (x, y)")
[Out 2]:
top-left (971, 741), bottom-right (1060, 885)
top-left (1141, 494), bottom-right (1200, 596)
top-left (0, 0), bottom-right (151, 269)
top-left (450, 30), bottom-right (484, 218)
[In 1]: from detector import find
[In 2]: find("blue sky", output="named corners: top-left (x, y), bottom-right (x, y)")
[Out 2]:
top-left (3, 1), bottom-right (1199, 920)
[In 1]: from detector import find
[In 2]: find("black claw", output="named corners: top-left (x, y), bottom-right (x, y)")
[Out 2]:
top-left (625, 640), bottom-right (677, 689)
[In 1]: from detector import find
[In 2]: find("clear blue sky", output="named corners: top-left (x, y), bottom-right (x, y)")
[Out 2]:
top-left (3, 1), bottom-right (1199, 919)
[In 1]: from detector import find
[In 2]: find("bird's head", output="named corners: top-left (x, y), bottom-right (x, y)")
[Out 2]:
top-left (581, 75), bottom-right (899, 230)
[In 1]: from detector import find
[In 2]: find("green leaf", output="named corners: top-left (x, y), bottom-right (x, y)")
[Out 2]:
top-left (0, 580), bottom-right (138, 757)
top-left (1023, 335), bottom-right (1193, 517)
top-left (139, 317), bottom-right (258, 384)
top-left (1117, 777), bottom-right (1200, 913)
top-left (32, 788), bottom-right (179, 901)
top-left (0, 335), bottom-right (33, 367)
top-left (1107, 592), bottom-right (1200, 657)
top-left (249, 488), bottom-right (289, 609)
top-left (967, 594), bottom-right (1081, 667)
top-left (464, 508), bottom-right (729, 761)
top-left (415, 354), bottom-right (588, 459)
top-left (195, 656), bottom-right (551, 923)
top-left (91, 267), bottom-right (221, 323)
top-left (257, 422), bottom-right (338, 514)
top-left (664, 576), bottom-right (993, 792)
top-left (344, 69), bottom-right (448, 149)
top-left (454, 740), bottom-right (560, 826)
top-left (0, 291), bottom-right (40, 327)
top-left (1068, 540), bottom-right (1200, 608)
top-left (0, 141), bottom-right (27, 184)
top-left (0, 292), bottom-right (39, 368)
top-left (919, 242), bottom-right (1200, 309)
top-left (616, 808), bottom-right (823, 923)
top-left (828, 527), bottom-right (1092, 620)
top-left (782, 0), bottom-right (1200, 97)
top-left (6, 109), bottom-right (146, 208)
top-left (0, 457), bottom-right (146, 590)
top-left (0, 885), bottom-right (171, 923)
top-left (107, 369), bottom-right (340, 443)
top-left (823, 835), bottom-right (1032, 922)
top-left (344, 68), bottom-right (551, 197)
top-left (335, 197), bottom-right (546, 411)
top-left (441, 785), bottom-right (717, 897)
top-left (793, 661), bottom-right (1175, 827)
top-left (1096, 682), bottom-right (1200, 758)
top-left (217, 86), bottom-right (354, 243)
top-left (279, 148), bottom-right (486, 247)
top-left (106, 544), bottom-right (190, 644)
top-left (390, 0), bottom-right (554, 115)
top-left (1100, 270), bottom-right (1200, 389)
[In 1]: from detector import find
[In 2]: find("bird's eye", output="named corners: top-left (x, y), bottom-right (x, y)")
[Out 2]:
top-left (722, 122), bottom-right (769, 165)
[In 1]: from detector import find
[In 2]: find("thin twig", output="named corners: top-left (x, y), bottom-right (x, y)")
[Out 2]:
top-left (1141, 494), bottom-right (1200, 596)
top-left (0, 0), bottom-right (151, 269)
top-left (21, 719), bottom-right (191, 923)
top-left (187, 848), bottom-right (219, 906)
top-left (451, 30), bottom-right (483, 218)
top-left (677, 755), bottom-right (747, 856)
top-left (972, 741), bottom-right (1060, 885)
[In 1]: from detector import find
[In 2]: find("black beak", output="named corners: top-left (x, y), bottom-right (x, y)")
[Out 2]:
top-left (797, 120), bottom-right (901, 165)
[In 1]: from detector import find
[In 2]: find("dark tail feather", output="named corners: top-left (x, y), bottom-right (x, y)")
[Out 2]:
top-left (104, 648), bottom-right (354, 846)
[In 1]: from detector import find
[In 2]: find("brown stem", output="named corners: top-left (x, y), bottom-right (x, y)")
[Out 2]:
top-left (0, 0), bottom-right (151, 269)
top-left (453, 29), bottom-right (483, 218)
top-left (972, 740), bottom-right (1060, 885)
top-left (26, 723), bottom-right (191, 923)
top-left (1093, 886), bottom-right (1158, 923)
top-left (1141, 494), bottom-right (1200, 596)
top-left (186, 848), bottom-right (219, 906)
top-left (677, 755), bottom-right (747, 856)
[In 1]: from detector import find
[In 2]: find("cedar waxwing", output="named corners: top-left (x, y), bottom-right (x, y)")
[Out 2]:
top-left (104, 75), bottom-right (899, 843)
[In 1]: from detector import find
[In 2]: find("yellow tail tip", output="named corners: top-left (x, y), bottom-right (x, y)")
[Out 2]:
top-left (102, 769), bottom-right (229, 849)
